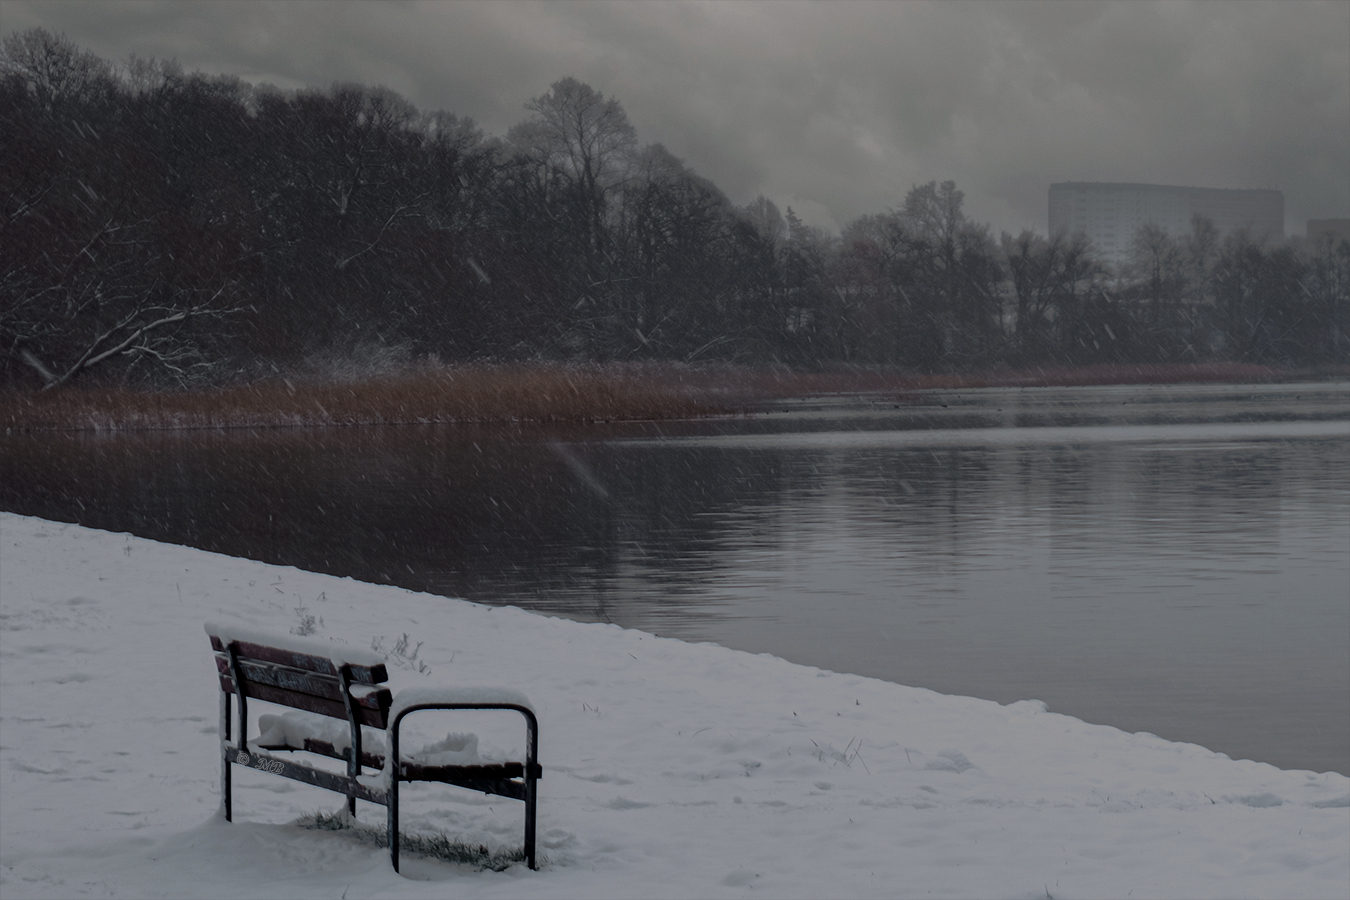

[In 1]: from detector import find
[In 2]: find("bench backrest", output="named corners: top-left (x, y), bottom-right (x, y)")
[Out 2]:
top-left (209, 634), bottom-right (393, 729)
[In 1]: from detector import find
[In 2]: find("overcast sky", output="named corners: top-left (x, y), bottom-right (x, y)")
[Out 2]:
top-left (6, 0), bottom-right (1348, 237)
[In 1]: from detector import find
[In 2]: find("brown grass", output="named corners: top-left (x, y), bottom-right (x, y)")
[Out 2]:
top-left (0, 363), bottom-right (728, 432)
top-left (0, 360), bottom-right (1305, 433)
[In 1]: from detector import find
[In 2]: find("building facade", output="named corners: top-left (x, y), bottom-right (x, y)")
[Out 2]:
top-left (1048, 182), bottom-right (1284, 267)
top-left (1307, 219), bottom-right (1350, 244)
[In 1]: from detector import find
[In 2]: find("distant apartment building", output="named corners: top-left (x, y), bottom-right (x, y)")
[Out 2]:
top-left (1048, 182), bottom-right (1284, 267)
top-left (1307, 219), bottom-right (1350, 243)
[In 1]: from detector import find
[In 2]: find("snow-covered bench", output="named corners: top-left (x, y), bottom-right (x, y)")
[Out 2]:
top-left (206, 624), bottom-right (541, 870)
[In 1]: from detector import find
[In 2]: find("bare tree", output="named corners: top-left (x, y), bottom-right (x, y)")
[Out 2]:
top-left (511, 78), bottom-right (637, 203)
top-left (833, 213), bottom-right (908, 362)
top-left (1127, 223), bottom-right (1186, 328)
top-left (2, 208), bottom-right (248, 389)
top-left (1184, 214), bottom-right (1221, 304)
top-left (609, 143), bottom-right (732, 358)
top-left (1303, 231), bottom-right (1350, 361)
top-left (506, 79), bottom-right (639, 354)
top-left (1, 27), bottom-right (114, 113)
top-left (1002, 230), bottom-right (1105, 361)
top-left (2, 29), bottom-right (249, 389)
top-left (894, 181), bottom-right (1005, 368)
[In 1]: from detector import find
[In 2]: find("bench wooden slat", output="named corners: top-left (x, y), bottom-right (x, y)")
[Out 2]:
top-left (402, 761), bottom-right (540, 781)
top-left (229, 747), bottom-right (388, 805)
top-left (400, 763), bottom-right (531, 800)
top-left (217, 675), bottom-right (391, 729)
top-left (214, 655), bottom-right (391, 713)
top-left (299, 738), bottom-right (387, 771)
top-left (279, 739), bottom-right (544, 788)
top-left (252, 738), bottom-right (387, 771)
top-left (209, 635), bottom-right (387, 685)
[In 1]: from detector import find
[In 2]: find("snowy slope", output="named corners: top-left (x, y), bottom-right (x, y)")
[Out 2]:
top-left (1, 512), bottom-right (1346, 899)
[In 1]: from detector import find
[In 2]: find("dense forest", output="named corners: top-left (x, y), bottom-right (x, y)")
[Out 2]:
top-left (3, 28), bottom-right (1348, 391)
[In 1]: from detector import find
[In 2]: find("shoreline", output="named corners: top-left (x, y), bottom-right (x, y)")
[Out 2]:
top-left (2, 360), bottom-right (1337, 433)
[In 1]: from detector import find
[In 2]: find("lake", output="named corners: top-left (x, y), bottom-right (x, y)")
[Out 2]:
top-left (3, 380), bottom-right (1347, 774)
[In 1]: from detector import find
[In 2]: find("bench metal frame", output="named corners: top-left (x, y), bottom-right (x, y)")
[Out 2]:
top-left (211, 632), bottom-right (540, 870)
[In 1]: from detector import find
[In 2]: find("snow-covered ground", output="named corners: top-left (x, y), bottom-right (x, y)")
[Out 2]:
top-left (2, 512), bottom-right (1346, 899)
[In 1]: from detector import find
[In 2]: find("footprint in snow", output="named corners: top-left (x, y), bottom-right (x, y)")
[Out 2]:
top-left (573, 773), bottom-right (633, 785)
top-left (1310, 794), bottom-right (1350, 808)
top-left (541, 828), bottom-right (575, 849)
top-left (603, 797), bottom-right (653, 810)
top-left (1228, 792), bottom-right (1283, 807)
top-left (45, 673), bottom-right (95, 684)
top-left (923, 749), bottom-right (975, 773)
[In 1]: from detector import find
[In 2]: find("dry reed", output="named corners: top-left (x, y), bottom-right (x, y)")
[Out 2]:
top-left (0, 360), bottom-right (1295, 433)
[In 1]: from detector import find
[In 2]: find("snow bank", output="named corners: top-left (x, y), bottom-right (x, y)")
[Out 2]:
top-left (1, 512), bottom-right (1346, 899)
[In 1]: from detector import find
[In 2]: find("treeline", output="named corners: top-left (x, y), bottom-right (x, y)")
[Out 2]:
top-left (3, 29), bottom-right (1347, 390)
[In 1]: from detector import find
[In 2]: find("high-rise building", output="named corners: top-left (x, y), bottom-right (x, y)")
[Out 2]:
top-left (1048, 182), bottom-right (1284, 267)
top-left (1307, 219), bottom-right (1350, 244)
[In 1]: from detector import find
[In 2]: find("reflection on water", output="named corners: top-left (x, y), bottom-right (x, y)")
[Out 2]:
top-left (3, 382), bottom-right (1347, 774)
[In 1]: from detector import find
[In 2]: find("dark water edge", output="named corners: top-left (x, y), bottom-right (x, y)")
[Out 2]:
top-left (3, 381), bottom-right (1347, 774)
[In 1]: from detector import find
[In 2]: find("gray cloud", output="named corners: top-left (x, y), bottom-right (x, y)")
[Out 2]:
top-left (6, 0), bottom-right (1347, 236)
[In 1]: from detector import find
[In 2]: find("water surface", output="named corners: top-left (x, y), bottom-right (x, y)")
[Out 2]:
top-left (3, 381), bottom-right (1346, 773)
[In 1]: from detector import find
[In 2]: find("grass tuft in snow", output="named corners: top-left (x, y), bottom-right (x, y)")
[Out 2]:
top-left (371, 632), bottom-right (429, 674)
top-left (296, 811), bottom-right (528, 871)
top-left (289, 595), bottom-right (322, 636)
top-left (809, 736), bottom-right (870, 773)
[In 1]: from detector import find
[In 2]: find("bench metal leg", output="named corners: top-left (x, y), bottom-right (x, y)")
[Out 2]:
top-left (226, 645), bottom-right (249, 824)
top-left (524, 714), bottom-right (538, 870)
top-left (338, 665), bottom-right (361, 819)
top-left (220, 691), bottom-right (232, 821)
top-left (387, 703), bottom-right (539, 872)
top-left (388, 724), bottom-right (401, 872)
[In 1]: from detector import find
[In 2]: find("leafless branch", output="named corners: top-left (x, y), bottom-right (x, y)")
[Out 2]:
top-left (38, 284), bottom-right (246, 390)
top-left (335, 196), bottom-right (427, 270)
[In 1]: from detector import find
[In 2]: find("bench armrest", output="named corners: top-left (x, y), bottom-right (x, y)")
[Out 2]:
top-left (390, 686), bottom-right (532, 712)
top-left (383, 687), bottom-right (541, 872)
top-left (385, 686), bottom-right (539, 781)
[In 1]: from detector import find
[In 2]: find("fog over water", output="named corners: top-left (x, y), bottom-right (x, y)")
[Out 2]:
top-left (3, 381), bottom-right (1347, 774)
